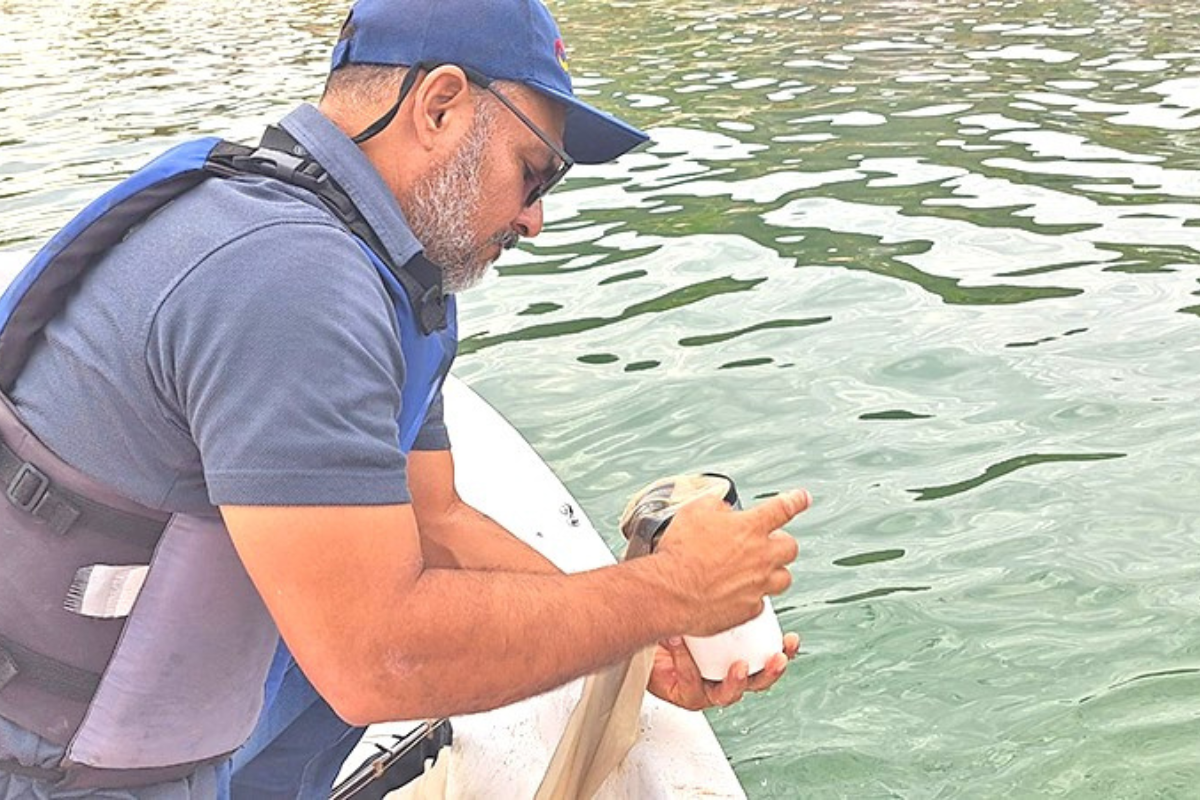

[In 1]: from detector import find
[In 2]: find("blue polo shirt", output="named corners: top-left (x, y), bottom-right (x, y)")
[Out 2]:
top-left (0, 105), bottom-right (451, 796)
top-left (11, 103), bottom-right (449, 514)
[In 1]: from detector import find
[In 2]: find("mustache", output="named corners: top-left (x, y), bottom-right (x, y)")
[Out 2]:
top-left (494, 231), bottom-right (520, 251)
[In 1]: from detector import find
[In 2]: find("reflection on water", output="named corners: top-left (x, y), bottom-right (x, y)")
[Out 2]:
top-left (832, 548), bottom-right (906, 568)
top-left (909, 451), bottom-right (1126, 501)
top-left (4, 0), bottom-right (1200, 796)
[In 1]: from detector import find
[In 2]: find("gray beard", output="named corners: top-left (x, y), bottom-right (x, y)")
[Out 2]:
top-left (404, 103), bottom-right (507, 295)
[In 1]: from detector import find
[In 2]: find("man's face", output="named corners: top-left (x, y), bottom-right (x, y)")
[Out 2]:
top-left (404, 85), bottom-right (567, 294)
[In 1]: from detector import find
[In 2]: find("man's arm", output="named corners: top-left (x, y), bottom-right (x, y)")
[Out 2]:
top-left (406, 448), bottom-right (804, 709)
top-left (221, 488), bottom-right (805, 726)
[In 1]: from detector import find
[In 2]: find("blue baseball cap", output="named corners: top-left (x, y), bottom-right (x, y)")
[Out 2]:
top-left (330, 0), bottom-right (650, 164)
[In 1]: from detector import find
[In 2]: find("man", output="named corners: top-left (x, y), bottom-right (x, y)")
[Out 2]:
top-left (0, 0), bottom-right (809, 796)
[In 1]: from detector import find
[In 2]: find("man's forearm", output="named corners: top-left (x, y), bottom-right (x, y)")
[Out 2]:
top-left (346, 554), bottom-right (683, 723)
top-left (416, 498), bottom-right (562, 575)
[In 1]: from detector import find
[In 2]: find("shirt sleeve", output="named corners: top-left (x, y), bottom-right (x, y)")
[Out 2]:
top-left (410, 390), bottom-right (450, 451)
top-left (147, 220), bottom-right (414, 506)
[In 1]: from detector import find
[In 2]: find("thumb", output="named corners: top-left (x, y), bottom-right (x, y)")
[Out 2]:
top-left (741, 489), bottom-right (811, 532)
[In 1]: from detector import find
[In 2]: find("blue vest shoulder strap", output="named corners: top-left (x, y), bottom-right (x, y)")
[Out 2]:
top-left (0, 139), bottom-right (218, 389)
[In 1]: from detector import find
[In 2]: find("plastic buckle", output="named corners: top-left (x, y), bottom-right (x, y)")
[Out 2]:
top-left (233, 148), bottom-right (327, 194)
top-left (7, 462), bottom-right (49, 513)
top-left (417, 285), bottom-right (447, 334)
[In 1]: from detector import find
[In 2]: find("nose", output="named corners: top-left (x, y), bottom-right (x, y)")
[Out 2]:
top-left (513, 200), bottom-right (544, 239)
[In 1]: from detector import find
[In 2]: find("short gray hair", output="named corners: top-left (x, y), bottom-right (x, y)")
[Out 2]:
top-left (321, 64), bottom-right (409, 107)
top-left (322, 64), bottom-right (526, 110)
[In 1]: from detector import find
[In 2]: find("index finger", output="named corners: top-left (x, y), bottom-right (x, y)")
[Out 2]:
top-left (740, 489), bottom-right (812, 532)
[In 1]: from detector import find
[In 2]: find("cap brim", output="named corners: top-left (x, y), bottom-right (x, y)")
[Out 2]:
top-left (528, 82), bottom-right (650, 165)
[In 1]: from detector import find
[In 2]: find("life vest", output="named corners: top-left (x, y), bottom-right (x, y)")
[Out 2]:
top-left (0, 127), bottom-right (457, 790)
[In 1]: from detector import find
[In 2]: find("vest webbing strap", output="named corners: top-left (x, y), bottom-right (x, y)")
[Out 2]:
top-left (0, 632), bottom-right (100, 703)
top-left (0, 442), bottom-right (165, 544)
top-left (205, 130), bottom-right (449, 336)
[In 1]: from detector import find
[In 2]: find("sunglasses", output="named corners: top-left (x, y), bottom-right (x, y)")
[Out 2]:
top-left (352, 61), bottom-right (574, 208)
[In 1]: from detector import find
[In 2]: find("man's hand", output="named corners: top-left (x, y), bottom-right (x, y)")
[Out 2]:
top-left (654, 489), bottom-right (809, 637)
top-left (648, 632), bottom-right (802, 711)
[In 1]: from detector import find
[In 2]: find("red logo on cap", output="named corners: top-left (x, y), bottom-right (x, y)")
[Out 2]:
top-left (554, 38), bottom-right (569, 73)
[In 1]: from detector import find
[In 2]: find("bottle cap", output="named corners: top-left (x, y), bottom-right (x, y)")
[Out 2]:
top-left (618, 473), bottom-right (737, 559)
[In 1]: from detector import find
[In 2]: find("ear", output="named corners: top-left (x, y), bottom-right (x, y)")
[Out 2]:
top-left (409, 65), bottom-right (475, 152)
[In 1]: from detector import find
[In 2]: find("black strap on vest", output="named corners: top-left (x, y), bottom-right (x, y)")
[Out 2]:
top-left (0, 442), bottom-right (164, 544)
top-left (0, 632), bottom-right (101, 703)
top-left (204, 127), bottom-right (448, 335)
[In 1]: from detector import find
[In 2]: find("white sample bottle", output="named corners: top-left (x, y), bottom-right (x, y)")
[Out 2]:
top-left (619, 472), bottom-right (785, 681)
top-left (684, 596), bottom-right (784, 681)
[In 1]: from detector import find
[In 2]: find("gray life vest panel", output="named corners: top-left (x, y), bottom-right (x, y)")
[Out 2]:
top-left (0, 128), bottom-right (455, 790)
top-left (0, 395), bottom-right (276, 790)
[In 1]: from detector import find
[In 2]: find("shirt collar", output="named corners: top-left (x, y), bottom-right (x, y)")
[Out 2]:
top-left (278, 103), bottom-right (422, 270)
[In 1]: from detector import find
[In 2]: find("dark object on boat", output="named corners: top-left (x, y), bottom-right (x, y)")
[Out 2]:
top-left (330, 719), bottom-right (453, 800)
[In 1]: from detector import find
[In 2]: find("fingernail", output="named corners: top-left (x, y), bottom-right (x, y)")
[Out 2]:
top-left (668, 636), bottom-right (683, 647)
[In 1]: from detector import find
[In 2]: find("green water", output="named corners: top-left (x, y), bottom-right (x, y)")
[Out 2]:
top-left (3, 0), bottom-right (1200, 796)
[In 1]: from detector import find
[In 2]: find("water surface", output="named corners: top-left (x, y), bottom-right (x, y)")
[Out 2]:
top-left (3, 0), bottom-right (1200, 796)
